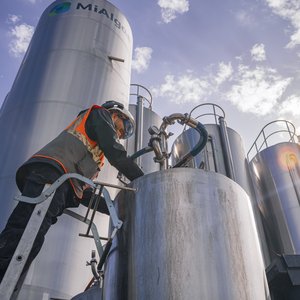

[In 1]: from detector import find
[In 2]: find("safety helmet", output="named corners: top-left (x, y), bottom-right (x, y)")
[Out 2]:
top-left (102, 100), bottom-right (135, 139)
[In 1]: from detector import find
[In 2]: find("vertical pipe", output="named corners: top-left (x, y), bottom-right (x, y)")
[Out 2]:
top-left (210, 136), bottom-right (220, 172)
top-left (160, 131), bottom-right (169, 170)
top-left (135, 96), bottom-right (144, 167)
top-left (219, 117), bottom-right (236, 181)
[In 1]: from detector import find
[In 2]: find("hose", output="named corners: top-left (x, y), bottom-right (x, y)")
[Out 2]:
top-left (129, 113), bottom-right (208, 169)
top-left (173, 122), bottom-right (208, 168)
top-left (130, 146), bottom-right (153, 160)
top-left (97, 238), bottom-right (113, 272)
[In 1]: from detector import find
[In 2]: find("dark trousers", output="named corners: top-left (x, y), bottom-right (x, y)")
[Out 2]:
top-left (0, 165), bottom-right (79, 283)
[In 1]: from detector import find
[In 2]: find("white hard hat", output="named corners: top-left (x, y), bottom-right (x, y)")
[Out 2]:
top-left (102, 101), bottom-right (135, 139)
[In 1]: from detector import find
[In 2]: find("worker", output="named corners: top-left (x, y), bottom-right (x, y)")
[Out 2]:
top-left (0, 101), bottom-right (144, 283)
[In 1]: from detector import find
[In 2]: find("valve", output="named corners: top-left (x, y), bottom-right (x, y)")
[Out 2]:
top-left (87, 250), bottom-right (100, 281)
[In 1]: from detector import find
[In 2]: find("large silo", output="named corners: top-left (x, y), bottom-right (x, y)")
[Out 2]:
top-left (248, 120), bottom-right (300, 299)
top-left (248, 120), bottom-right (300, 258)
top-left (103, 169), bottom-right (270, 300)
top-left (125, 84), bottom-right (162, 174)
top-left (102, 105), bottom-right (270, 300)
top-left (0, 0), bottom-right (133, 298)
top-left (170, 103), bottom-right (270, 266)
top-left (250, 142), bottom-right (300, 255)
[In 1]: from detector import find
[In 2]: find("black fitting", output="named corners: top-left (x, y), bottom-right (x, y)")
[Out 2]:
top-left (267, 255), bottom-right (300, 300)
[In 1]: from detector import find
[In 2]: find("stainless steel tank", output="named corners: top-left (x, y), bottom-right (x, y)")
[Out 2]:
top-left (124, 84), bottom-right (161, 174)
top-left (125, 104), bottom-right (162, 174)
top-left (250, 142), bottom-right (300, 259)
top-left (0, 0), bottom-right (133, 298)
top-left (171, 123), bottom-right (271, 266)
top-left (171, 104), bottom-right (252, 194)
top-left (103, 169), bottom-right (270, 300)
top-left (171, 124), bottom-right (251, 193)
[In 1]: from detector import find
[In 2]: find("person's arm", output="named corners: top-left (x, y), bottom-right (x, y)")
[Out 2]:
top-left (85, 108), bottom-right (144, 180)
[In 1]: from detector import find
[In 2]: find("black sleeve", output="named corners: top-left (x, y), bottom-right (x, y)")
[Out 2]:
top-left (85, 108), bottom-right (144, 181)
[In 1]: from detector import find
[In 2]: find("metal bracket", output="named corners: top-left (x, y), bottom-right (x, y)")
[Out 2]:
top-left (102, 188), bottom-right (123, 229)
top-left (108, 56), bottom-right (125, 63)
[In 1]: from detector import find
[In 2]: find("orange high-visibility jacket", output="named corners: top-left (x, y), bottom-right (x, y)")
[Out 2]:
top-left (31, 105), bottom-right (105, 198)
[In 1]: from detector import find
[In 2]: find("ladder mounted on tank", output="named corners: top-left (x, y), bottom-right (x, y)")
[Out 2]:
top-left (0, 173), bottom-right (136, 300)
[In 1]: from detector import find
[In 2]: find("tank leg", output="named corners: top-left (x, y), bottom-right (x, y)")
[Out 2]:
top-left (267, 255), bottom-right (300, 300)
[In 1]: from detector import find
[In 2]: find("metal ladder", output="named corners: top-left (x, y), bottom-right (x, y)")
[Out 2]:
top-left (0, 173), bottom-right (135, 300)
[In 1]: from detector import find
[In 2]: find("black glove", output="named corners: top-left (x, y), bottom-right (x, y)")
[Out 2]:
top-left (80, 188), bottom-right (109, 215)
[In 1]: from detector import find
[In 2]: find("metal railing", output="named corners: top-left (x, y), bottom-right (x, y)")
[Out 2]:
top-left (130, 84), bottom-right (153, 109)
top-left (247, 120), bottom-right (297, 161)
top-left (183, 103), bottom-right (225, 131)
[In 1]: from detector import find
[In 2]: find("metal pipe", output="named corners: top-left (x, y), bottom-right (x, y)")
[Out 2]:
top-left (92, 180), bottom-right (136, 192)
top-left (135, 96), bottom-right (144, 167)
top-left (152, 139), bottom-right (165, 163)
top-left (203, 140), bottom-right (210, 170)
top-left (108, 56), bottom-right (125, 63)
top-left (210, 135), bottom-right (220, 173)
top-left (160, 132), bottom-right (169, 170)
top-left (83, 190), bottom-right (97, 223)
top-left (160, 113), bottom-right (198, 132)
top-left (218, 117), bottom-right (236, 181)
top-left (85, 185), bottom-right (104, 236)
top-left (156, 113), bottom-right (208, 169)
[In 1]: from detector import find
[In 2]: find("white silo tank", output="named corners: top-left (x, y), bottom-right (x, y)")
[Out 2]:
top-left (0, 0), bottom-right (133, 298)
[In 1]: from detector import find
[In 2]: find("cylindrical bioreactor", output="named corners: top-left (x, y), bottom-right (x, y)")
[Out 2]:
top-left (250, 142), bottom-right (300, 258)
top-left (172, 124), bottom-right (251, 185)
top-left (170, 103), bottom-right (253, 194)
top-left (0, 0), bottom-right (132, 298)
top-left (125, 85), bottom-right (162, 174)
top-left (171, 104), bottom-right (270, 265)
top-left (126, 104), bottom-right (162, 174)
top-left (103, 168), bottom-right (270, 300)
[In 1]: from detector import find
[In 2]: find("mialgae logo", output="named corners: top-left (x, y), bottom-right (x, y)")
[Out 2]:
top-left (49, 2), bottom-right (71, 16)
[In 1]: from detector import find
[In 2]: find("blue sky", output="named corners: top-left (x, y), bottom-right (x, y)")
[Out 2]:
top-left (1, 0), bottom-right (300, 152)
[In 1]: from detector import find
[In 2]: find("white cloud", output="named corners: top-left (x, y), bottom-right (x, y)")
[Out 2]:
top-left (131, 47), bottom-right (153, 73)
top-left (8, 15), bottom-right (21, 24)
top-left (235, 10), bottom-right (255, 27)
top-left (153, 45), bottom-right (292, 117)
top-left (226, 65), bottom-right (292, 115)
top-left (158, 0), bottom-right (189, 23)
top-left (8, 23), bottom-right (34, 57)
top-left (266, 0), bottom-right (300, 48)
top-left (279, 94), bottom-right (300, 116)
top-left (152, 73), bottom-right (211, 104)
top-left (215, 62), bottom-right (233, 85)
top-left (251, 43), bottom-right (266, 61)
top-left (152, 63), bottom-right (233, 105)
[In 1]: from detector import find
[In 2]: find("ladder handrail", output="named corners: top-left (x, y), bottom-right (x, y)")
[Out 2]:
top-left (182, 103), bottom-right (226, 132)
top-left (247, 120), bottom-right (297, 161)
top-left (0, 174), bottom-right (135, 299)
top-left (130, 83), bottom-right (153, 109)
